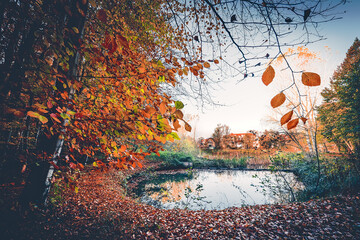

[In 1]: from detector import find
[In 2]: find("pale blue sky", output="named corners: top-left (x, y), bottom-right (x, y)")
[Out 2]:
top-left (184, 1), bottom-right (360, 139)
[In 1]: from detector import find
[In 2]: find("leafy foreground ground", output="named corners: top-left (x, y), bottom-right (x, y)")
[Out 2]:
top-left (2, 169), bottom-right (360, 240)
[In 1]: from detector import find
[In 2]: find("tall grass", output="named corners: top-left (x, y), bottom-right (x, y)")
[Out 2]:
top-left (200, 149), bottom-right (272, 167)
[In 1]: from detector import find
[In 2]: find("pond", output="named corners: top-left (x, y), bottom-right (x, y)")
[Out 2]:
top-left (133, 169), bottom-right (303, 210)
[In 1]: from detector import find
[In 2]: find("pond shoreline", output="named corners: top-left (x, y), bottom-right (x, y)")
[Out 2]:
top-left (127, 164), bottom-right (301, 211)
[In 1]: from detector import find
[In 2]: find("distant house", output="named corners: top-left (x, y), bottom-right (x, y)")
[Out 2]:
top-left (225, 133), bottom-right (259, 149)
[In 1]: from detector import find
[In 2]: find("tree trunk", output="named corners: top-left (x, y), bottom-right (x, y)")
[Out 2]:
top-left (42, 0), bottom-right (89, 206)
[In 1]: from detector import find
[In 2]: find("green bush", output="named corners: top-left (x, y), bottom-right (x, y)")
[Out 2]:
top-left (147, 151), bottom-right (248, 169)
top-left (193, 157), bottom-right (247, 169)
top-left (147, 151), bottom-right (195, 169)
top-left (269, 152), bottom-right (360, 200)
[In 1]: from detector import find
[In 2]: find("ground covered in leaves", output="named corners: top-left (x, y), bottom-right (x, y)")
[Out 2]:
top-left (2, 168), bottom-right (360, 239)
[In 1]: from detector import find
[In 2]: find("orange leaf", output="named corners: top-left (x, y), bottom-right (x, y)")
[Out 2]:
top-left (214, 59), bottom-right (219, 64)
top-left (119, 145), bottom-right (126, 152)
top-left (174, 109), bottom-right (184, 119)
top-left (270, 92), bottom-right (286, 108)
top-left (301, 117), bottom-right (308, 124)
top-left (139, 67), bottom-right (146, 74)
top-left (262, 65), bottom-right (275, 86)
top-left (47, 101), bottom-right (53, 109)
top-left (50, 113), bottom-right (61, 123)
top-left (27, 111), bottom-right (40, 118)
top-left (280, 110), bottom-right (293, 125)
top-left (78, 163), bottom-right (84, 170)
top-left (287, 118), bottom-right (299, 130)
top-left (13, 110), bottom-right (25, 118)
top-left (173, 119), bottom-right (181, 131)
top-left (21, 164), bottom-right (27, 173)
top-left (203, 62), bottom-right (210, 68)
top-left (97, 9), bottom-right (107, 23)
top-left (159, 102), bottom-right (166, 115)
top-left (185, 122), bottom-right (192, 132)
top-left (301, 72), bottom-right (321, 86)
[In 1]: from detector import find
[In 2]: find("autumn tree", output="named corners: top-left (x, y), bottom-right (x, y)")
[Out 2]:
top-left (259, 130), bottom-right (288, 150)
top-left (0, 0), bottom-right (195, 206)
top-left (211, 124), bottom-right (230, 149)
top-left (318, 38), bottom-right (360, 166)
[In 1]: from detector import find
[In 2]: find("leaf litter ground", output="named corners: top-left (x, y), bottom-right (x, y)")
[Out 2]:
top-left (2, 168), bottom-right (360, 239)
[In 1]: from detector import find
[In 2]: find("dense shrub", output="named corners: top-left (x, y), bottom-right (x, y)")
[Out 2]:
top-left (147, 151), bottom-right (248, 169)
top-left (269, 152), bottom-right (360, 200)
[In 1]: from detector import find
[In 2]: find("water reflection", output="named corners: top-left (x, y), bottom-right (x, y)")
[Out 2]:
top-left (136, 169), bottom-right (302, 210)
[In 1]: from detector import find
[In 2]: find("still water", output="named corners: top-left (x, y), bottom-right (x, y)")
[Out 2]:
top-left (135, 169), bottom-right (302, 210)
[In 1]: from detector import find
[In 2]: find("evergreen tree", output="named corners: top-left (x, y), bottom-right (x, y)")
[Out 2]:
top-left (318, 38), bottom-right (360, 161)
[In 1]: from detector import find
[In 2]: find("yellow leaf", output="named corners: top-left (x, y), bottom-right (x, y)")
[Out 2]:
top-left (301, 72), bottom-right (321, 86)
top-left (38, 115), bottom-right (48, 124)
top-left (262, 65), bottom-right (275, 86)
top-left (287, 118), bottom-right (299, 130)
top-left (72, 27), bottom-right (79, 34)
top-left (270, 92), bottom-right (286, 108)
top-left (280, 110), bottom-right (293, 125)
top-left (75, 186), bottom-right (79, 194)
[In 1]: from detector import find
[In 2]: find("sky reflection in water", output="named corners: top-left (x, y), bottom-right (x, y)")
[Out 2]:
top-left (138, 169), bottom-right (302, 210)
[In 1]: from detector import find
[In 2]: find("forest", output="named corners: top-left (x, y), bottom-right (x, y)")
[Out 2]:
top-left (0, 0), bottom-right (359, 239)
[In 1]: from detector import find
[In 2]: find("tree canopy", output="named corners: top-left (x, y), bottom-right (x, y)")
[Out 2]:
top-left (318, 38), bottom-right (360, 160)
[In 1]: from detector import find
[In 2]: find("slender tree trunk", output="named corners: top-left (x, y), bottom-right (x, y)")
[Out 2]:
top-left (42, 0), bottom-right (89, 206)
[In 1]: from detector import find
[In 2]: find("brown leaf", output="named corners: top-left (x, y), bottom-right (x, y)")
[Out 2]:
top-left (97, 9), bottom-right (107, 23)
top-left (302, 72), bottom-right (321, 86)
top-left (262, 65), bottom-right (275, 86)
top-left (287, 118), bottom-right (299, 130)
top-left (270, 92), bottom-right (286, 108)
top-left (301, 117), bottom-right (308, 124)
top-left (117, 34), bottom-right (129, 49)
top-left (13, 110), bottom-right (25, 118)
top-left (280, 110), bottom-right (293, 125)
top-left (174, 109), bottom-right (184, 119)
top-left (185, 122), bottom-right (192, 132)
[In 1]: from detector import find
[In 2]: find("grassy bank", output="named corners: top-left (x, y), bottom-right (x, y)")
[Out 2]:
top-left (146, 151), bottom-right (248, 169)
top-left (269, 152), bottom-right (360, 200)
